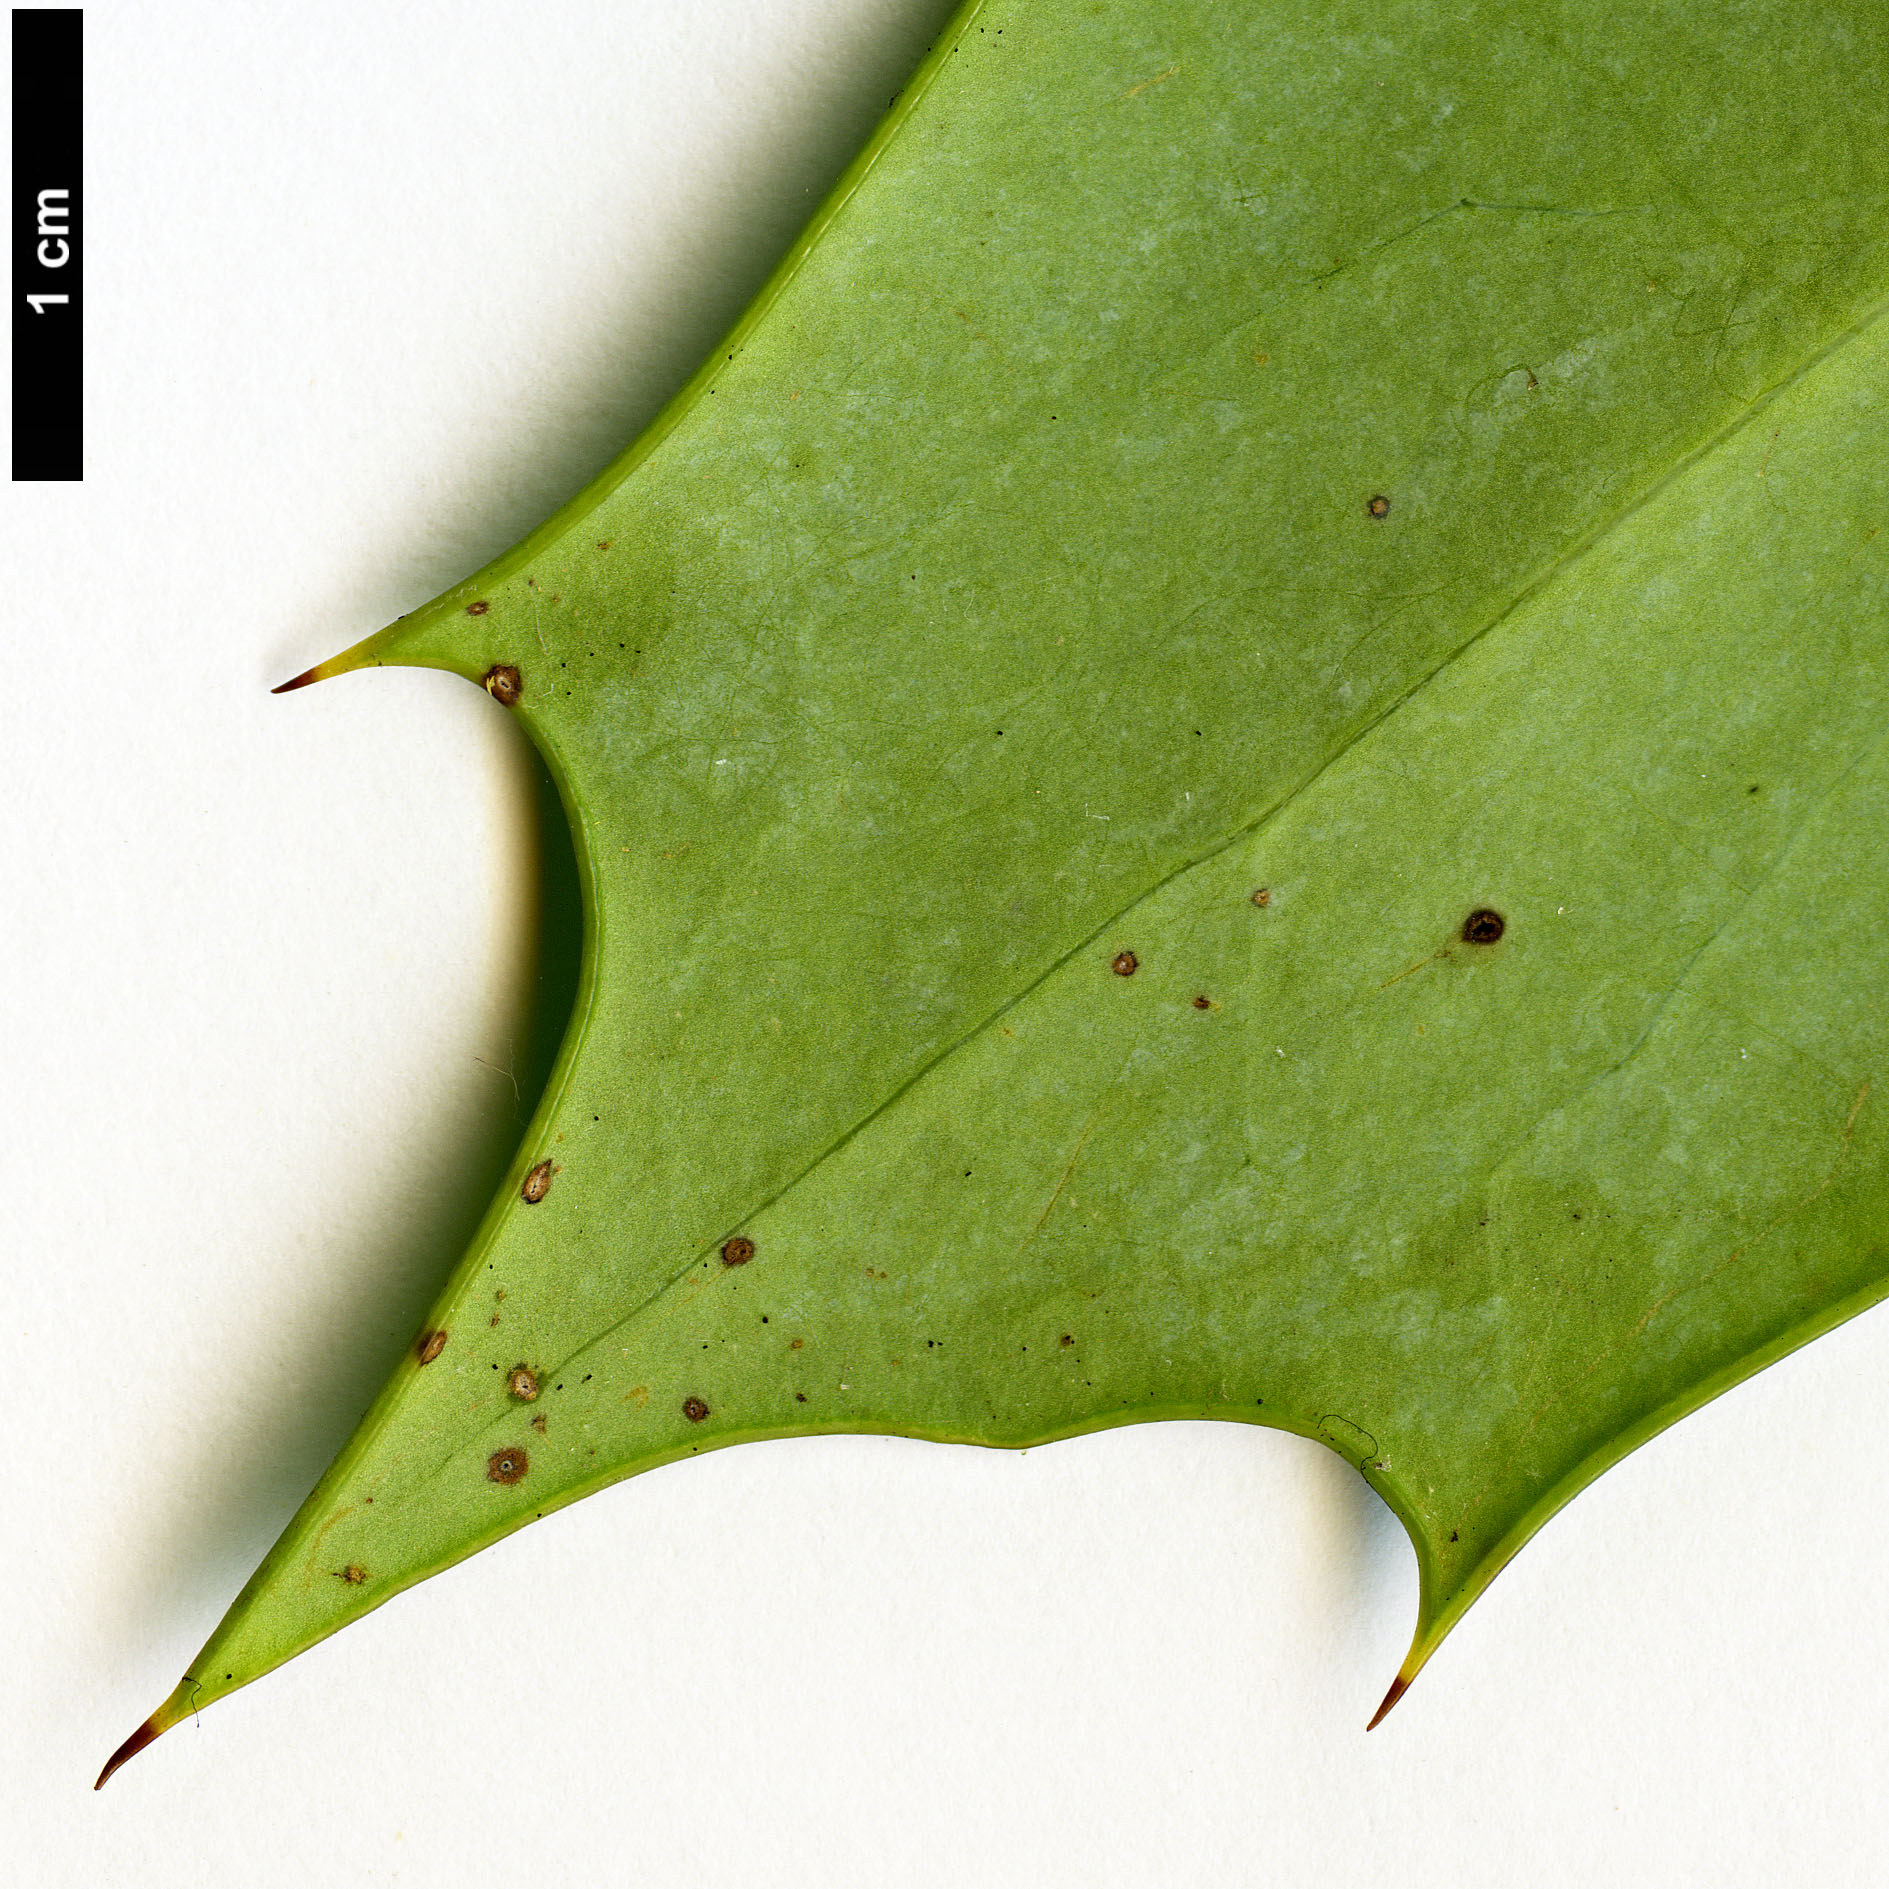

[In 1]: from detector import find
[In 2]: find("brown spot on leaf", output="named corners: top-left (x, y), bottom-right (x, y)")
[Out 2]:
top-left (1059, 1333), bottom-right (1075, 1347)
top-left (466, 599), bottom-right (491, 616)
top-left (340, 1564), bottom-right (366, 1586)
top-left (1111, 951), bottom-right (1139, 977)
top-left (483, 664), bottom-right (523, 707)
top-left (1252, 887), bottom-right (1272, 907)
top-left (486, 1448), bottom-right (528, 1485)
top-left (530, 1413), bottom-right (547, 1434)
top-left (521, 1159), bottom-right (555, 1204)
top-left (721, 1235), bottom-right (756, 1266)
top-left (1367, 494), bottom-right (1391, 519)
top-left (1462, 908), bottom-right (1506, 945)
top-left (508, 1365), bottom-right (540, 1402)
top-left (416, 1330), bottom-right (448, 1366)
top-left (1193, 994), bottom-right (1212, 1010)
top-left (682, 1396), bottom-right (710, 1423)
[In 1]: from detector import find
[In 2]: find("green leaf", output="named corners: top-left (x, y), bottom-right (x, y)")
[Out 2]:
top-left (102, 0), bottom-right (1889, 1781)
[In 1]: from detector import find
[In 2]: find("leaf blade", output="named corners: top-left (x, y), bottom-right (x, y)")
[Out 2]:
top-left (115, 0), bottom-right (1889, 1769)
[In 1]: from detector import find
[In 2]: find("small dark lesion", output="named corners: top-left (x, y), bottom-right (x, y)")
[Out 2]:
top-left (336, 1564), bottom-right (367, 1585)
top-left (682, 1396), bottom-right (711, 1423)
top-left (486, 1448), bottom-right (529, 1485)
top-left (721, 1236), bottom-right (756, 1266)
top-left (466, 599), bottom-right (491, 616)
top-left (415, 1330), bottom-right (448, 1366)
top-left (508, 1365), bottom-right (541, 1402)
top-left (483, 663), bottom-right (523, 706)
top-left (1111, 950), bottom-right (1139, 977)
top-left (1366, 494), bottom-right (1391, 519)
top-left (1461, 908), bottom-right (1506, 945)
top-left (521, 1159), bottom-right (556, 1204)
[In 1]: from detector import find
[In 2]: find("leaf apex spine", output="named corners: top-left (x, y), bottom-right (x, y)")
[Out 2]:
top-left (1365, 1673), bottom-right (1411, 1731)
top-left (93, 1715), bottom-right (162, 1790)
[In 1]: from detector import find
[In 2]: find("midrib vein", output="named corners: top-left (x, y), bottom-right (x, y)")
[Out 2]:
top-left (552, 284), bottom-right (1889, 1383)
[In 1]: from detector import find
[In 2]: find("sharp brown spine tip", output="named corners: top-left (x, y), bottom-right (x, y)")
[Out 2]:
top-left (270, 664), bottom-right (322, 694)
top-left (1366, 1673), bottom-right (1410, 1731)
top-left (94, 1715), bottom-right (162, 1790)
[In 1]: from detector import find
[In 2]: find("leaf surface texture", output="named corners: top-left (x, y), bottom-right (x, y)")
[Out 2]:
top-left (115, 0), bottom-right (1889, 1768)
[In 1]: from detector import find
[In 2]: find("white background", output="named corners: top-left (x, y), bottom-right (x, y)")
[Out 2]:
top-left (6, 2), bottom-right (1889, 1883)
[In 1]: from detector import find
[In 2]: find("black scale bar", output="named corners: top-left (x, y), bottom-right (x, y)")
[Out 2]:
top-left (12, 8), bottom-right (81, 481)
